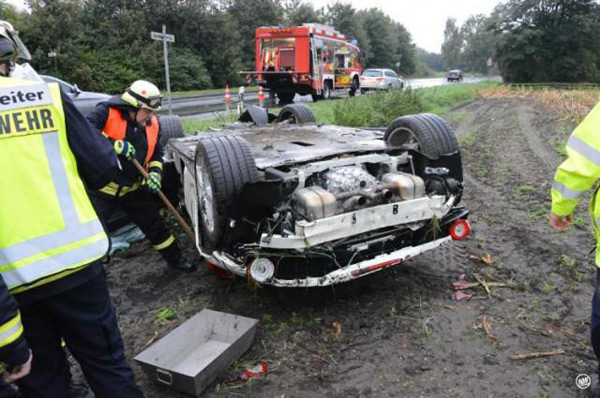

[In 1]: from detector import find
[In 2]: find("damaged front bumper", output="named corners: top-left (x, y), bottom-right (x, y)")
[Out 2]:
top-left (197, 194), bottom-right (466, 287)
top-left (210, 236), bottom-right (453, 287)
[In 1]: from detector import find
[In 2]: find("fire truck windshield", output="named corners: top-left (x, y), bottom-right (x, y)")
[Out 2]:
top-left (260, 38), bottom-right (296, 71)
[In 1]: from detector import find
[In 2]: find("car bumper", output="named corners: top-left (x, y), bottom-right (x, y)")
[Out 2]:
top-left (360, 82), bottom-right (387, 90)
top-left (210, 235), bottom-right (453, 287)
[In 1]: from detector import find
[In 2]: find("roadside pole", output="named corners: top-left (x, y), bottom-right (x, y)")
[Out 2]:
top-left (48, 51), bottom-right (58, 77)
top-left (238, 86), bottom-right (245, 115)
top-left (151, 25), bottom-right (175, 115)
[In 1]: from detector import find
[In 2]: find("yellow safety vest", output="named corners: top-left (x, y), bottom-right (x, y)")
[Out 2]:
top-left (551, 100), bottom-right (600, 265)
top-left (0, 77), bottom-right (109, 293)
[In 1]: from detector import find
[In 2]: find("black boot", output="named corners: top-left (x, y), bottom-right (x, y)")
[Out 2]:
top-left (158, 242), bottom-right (197, 272)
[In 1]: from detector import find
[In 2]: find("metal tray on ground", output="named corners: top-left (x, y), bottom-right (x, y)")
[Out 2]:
top-left (134, 309), bottom-right (259, 397)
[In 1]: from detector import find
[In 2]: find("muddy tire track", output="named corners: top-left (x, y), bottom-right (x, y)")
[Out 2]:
top-left (516, 102), bottom-right (560, 171)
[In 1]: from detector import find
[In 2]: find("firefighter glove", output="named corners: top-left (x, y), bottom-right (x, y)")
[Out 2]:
top-left (143, 171), bottom-right (162, 194)
top-left (113, 140), bottom-right (136, 160)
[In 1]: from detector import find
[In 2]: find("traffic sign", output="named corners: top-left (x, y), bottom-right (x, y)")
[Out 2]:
top-left (151, 31), bottom-right (175, 43)
top-left (152, 25), bottom-right (175, 115)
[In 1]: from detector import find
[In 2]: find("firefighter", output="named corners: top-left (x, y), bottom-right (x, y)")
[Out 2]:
top-left (86, 81), bottom-right (195, 271)
top-left (550, 99), bottom-right (600, 395)
top-left (0, 20), bottom-right (145, 397)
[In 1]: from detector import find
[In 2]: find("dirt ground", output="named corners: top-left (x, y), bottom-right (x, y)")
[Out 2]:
top-left (103, 97), bottom-right (599, 398)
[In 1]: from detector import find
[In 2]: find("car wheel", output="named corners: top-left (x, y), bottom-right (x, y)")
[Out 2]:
top-left (349, 78), bottom-right (358, 97)
top-left (384, 113), bottom-right (460, 161)
top-left (277, 91), bottom-right (295, 104)
top-left (159, 115), bottom-right (184, 148)
top-left (194, 135), bottom-right (258, 251)
top-left (277, 104), bottom-right (316, 124)
top-left (385, 113), bottom-right (463, 203)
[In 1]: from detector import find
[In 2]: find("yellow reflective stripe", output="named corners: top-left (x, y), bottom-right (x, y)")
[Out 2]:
top-left (0, 313), bottom-right (23, 348)
top-left (568, 136), bottom-right (600, 166)
top-left (3, 232), bottom-right (107, 290)
top-left (153, 235), bottom-right (175, 250)
top-left (11, 264), bottom-right (89, 294)
top-left (552, 181), bottom-right (585, 199)
top-left (148, 161), bottom-right (162, 170)
top-left (99, 181), bottom-right (141, 196)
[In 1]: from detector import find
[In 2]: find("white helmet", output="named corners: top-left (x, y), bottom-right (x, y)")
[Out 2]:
top-left (0, 20), bottom-right (31, 76)
top-left (121, 80), bottom-right (162, 111)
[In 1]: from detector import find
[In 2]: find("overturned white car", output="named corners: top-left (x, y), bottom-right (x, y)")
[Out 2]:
top-left (166, 105), bottom-right (470, 287)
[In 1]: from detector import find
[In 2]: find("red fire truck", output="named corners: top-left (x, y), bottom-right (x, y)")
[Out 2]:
top-left (248, 24), bottom-right (361, 102)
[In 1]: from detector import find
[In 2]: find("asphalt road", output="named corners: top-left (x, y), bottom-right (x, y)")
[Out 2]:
top-left (172, 76), bottom-right (499, 121)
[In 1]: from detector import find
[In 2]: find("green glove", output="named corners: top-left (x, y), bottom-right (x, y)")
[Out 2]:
top-left (143, 171), bottom-right (162, 194)
top-left (113, 140), bottom-right (136, 160)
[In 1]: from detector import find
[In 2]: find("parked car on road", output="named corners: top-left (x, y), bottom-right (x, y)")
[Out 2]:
top-left (360, 68), bottom-right (404, 94)
top-left (447, 69), bottom-right (463, 82)
top-left (40, 75), bottom-right (110, 116)
top-left (166, 104), bottom-right (469, 287)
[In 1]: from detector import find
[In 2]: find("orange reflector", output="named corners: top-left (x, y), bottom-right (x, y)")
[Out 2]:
top-left (206, 262), bottom-right (231, 280)
top-left (449, 219), bottom-right (471, 241)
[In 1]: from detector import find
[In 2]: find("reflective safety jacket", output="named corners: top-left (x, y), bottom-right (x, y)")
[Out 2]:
top-left (88, 99), bottom-right (162, 197)
top-left (551, 100), bottom-right (600, 265)
top-left (0, 78), bottom-right (109, 292)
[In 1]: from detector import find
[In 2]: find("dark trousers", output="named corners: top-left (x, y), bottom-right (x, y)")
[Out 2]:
top-left (91, 189), bottom-right (173, 249)
top-left (17, 271), bottom-right (144, 398)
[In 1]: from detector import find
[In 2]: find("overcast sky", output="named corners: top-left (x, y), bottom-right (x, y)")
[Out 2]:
top-left (307, 0), bottom-right (504, 53)
top-left (7, 0), bottom-right (503, 53)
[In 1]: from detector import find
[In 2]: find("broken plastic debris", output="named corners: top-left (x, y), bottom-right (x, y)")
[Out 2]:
top-left (332, 321), bottom-right (342, 341)
top-left (241, 361), bottom-right (268, 381)
top-left (455, 291), bottom-right (474, 301)
top-left (469, 253), bottom-right (494, 266)
top-left (452, 280), bottom-right (473, 289)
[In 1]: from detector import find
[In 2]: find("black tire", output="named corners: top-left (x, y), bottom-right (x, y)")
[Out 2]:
top-left (349, 78), bottom-right (359, 97)
top-left (159, 115), bottom-right (184, 147)
top-left (384, 113), bottom-right (460, 160)
top-left (277, 104), bottom-right (316, 124)
top-left (194, 135), bottom-right (258, 251)
top-left (277, 91), bottom-right (295, 103)
top-left (360, 88), bottom-right (366, 95)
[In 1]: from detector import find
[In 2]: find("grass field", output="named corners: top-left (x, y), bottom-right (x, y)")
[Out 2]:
top-left (182, 80), bottom-right (500, 133)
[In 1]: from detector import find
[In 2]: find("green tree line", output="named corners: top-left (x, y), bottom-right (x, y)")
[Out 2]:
top-left (441, 0), bottom-right (600, 83)
top-left (0, 0), bottom-right (418, 93)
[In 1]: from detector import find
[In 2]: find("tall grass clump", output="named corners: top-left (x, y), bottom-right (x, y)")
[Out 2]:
top-left (479, 84), bottom-right (599, 123)
top-left (332, 81), bottom-right (498, 127)
top-left (333, 89), bottom-right (424, 127)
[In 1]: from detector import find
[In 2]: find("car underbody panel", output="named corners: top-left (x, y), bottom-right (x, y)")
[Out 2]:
top-left (167, 111), bottom-right (469, 287)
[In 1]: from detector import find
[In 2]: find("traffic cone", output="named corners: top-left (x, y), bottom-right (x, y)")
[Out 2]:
top-left (257, 86), bottom-right (266, 107)
top-left (224, 84), bottom-right (231, 102)
top-left (224, 84), bottom-right (231, 112)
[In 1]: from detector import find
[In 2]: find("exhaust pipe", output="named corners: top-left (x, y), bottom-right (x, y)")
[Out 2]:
top-left (342, 195), bottom-right (367, 211)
